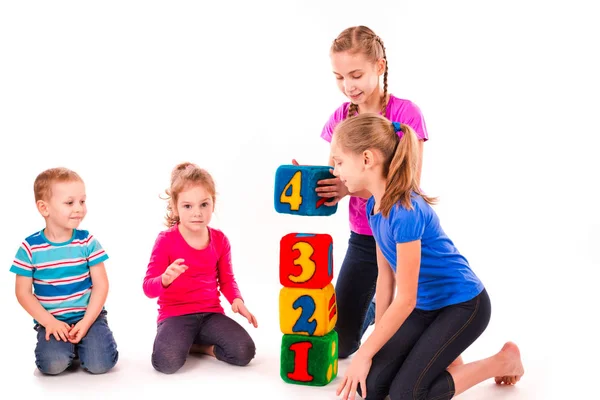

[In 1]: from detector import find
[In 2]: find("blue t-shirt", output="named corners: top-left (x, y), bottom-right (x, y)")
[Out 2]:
top-left (10, 229), bottom-right (109, 324)
top-left (366, 194), bottom-right (484, 310)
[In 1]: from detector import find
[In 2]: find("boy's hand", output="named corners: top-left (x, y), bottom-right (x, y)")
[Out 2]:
top-left (44, 318), bottom-right (72, 342)
top-left (232, 298), bottom-right (258, 328)
top-left (68, 320), bottom-right (91, 344)
top-left (161, 258), bottom-right (188, 287)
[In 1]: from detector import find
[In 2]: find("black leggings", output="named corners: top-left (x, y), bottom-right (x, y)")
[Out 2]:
top-left (152, 312), bottom-right (255, 374)
top-left (362, 289), bottom-right (491, 400)
top-left (334, 232), bottom-right (378, 358)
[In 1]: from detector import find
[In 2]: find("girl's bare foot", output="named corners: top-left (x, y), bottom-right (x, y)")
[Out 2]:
top-left (494, 342), bottom-right (524, 385)
top-left (190, 344), bottom-right (216, 357)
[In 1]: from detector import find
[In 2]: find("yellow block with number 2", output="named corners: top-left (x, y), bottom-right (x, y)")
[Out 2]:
top-left (279, 283), bottom-right (337, 337)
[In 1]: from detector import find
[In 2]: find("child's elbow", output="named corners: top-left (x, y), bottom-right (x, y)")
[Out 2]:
top-left (142, 285), bottom-right (153, 299)
top-left (142, 280), bottom-right (159, 299)
top-left (15, 287), bottom-right (27, 303)
top-left (397, 294), bottom-right (417, 312)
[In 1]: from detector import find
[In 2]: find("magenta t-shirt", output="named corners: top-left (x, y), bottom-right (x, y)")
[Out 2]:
top-left (143, 224), bottom-right (243, 323)
top-left (321, 94), bottom-right (429, 236)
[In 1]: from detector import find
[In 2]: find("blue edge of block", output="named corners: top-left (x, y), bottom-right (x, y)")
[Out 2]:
top-left (274, 165), bottom-right (338, 216)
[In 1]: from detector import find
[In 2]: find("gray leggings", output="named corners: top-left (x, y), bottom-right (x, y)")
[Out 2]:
top-left (152, 312), bottom-right (256, 374)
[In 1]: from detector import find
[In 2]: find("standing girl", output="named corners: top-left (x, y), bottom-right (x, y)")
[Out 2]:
top-left (143, 162), bottom-right (257, 374)
top-left (297, 26), bottom-right (462, 364)
top-left (330, 113), bottom-right (524, 400)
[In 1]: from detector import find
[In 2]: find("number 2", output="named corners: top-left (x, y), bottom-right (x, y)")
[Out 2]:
top-left (280, 171), bottom-right (303, 211)
top-left (292, 295), bottom-right (317, 335)
top-left (288, 241), bottom-right (316, 283)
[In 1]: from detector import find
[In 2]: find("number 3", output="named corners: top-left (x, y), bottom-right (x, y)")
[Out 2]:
top-left (280, 171), bottom-right (303, 211)
top-left (288, 241), bottom-right (316, 283)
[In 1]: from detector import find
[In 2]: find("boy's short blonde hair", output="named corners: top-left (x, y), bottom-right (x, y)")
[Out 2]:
top-left (34, 167), bottom-right (83, 202)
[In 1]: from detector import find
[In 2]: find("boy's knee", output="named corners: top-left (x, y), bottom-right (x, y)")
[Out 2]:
top-left (82, 350), bottom-right (119, 374)
top-left (36, 354), bottom-right (72, 375)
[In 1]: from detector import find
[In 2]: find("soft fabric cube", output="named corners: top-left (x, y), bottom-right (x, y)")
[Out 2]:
top-left (279, 283), bottom-right (337, 336)
top-left (280, 233), bottom-right (333, 289)
top-left (274, 165), bottom-right (338, 216)
top-left (280, 330), bottom-right (338, 386)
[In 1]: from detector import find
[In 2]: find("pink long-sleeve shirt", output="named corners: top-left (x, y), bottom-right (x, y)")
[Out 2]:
top-left (143, 224), bottom-right (242, 323)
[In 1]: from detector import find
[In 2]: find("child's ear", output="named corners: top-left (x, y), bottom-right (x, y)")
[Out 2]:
top-left (363, 150), bottom-right (375, 169)
top-left (376, 58), bottom-right (386, 76)
top-left (36, 200), bottom-right (49, 217)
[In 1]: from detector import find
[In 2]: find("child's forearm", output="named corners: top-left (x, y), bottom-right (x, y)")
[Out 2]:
top-left (82, 263), bottom-right (110, 326)
top-left (81, 281), bottom-right (108, 326)
top-left (374, 246), bottom-right (395, 325)
top-left (374, 277), bottom-right (395, 325)
top-left (358, 297), bottom-right (414, 359)
top-left (16, 291), bottom-right (56, 327)
top-left (220, 280), bottom-right (242, 304)
top-left (143, 275), bottom-right (165, 298)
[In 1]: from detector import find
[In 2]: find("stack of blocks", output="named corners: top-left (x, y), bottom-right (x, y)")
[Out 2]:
top-left (274, 165), bottom-right (339, 386)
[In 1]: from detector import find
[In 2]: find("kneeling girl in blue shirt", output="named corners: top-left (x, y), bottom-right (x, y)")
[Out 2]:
top-left (330, 113), bottom-right (524, 400)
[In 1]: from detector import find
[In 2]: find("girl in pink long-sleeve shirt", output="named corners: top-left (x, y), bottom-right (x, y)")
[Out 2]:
top-left (143, 162), bottom-right (258, 374)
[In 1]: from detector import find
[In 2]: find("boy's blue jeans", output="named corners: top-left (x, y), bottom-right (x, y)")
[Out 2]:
top-left (34, 310), bottom-right (118, 375)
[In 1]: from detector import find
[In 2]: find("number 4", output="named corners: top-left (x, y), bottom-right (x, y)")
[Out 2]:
top-left (280, 171), bottom-right (303, 211)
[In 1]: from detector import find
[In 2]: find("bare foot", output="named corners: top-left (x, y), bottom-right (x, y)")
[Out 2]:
top-left (494, 342), bottom-right (524, 385)
top-left (448, 355), bottom-right (464, 368)
top-left (190, 344), bottom-right (216, 357)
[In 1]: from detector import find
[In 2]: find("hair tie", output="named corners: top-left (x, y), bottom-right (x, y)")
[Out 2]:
top-left (392, 122), bottom-right (404, 140)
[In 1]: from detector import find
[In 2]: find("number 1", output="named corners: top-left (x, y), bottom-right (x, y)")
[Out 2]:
top-left (287, 341), bottom-right (313, 382)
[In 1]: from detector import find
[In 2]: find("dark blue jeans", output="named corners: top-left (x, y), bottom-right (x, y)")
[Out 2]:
top-left (361, 289), bottom-right (491, 400)
top-left (34, 310), bottom-right (119, 375)
top-left (334, 232), bottom-right (378, 359)
top-left (152, 312), bottom-right (256, 374)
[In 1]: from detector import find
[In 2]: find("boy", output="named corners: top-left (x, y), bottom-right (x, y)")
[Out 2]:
top-left (10, 167), bottom-right (118, 375)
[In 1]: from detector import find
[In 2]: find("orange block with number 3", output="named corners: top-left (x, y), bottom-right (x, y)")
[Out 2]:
top-left (280, 233), bottom-right (333, 289)
top-left (279, 283), bottom-right (338, 337)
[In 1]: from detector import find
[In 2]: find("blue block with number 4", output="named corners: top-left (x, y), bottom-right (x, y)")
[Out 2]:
top-left (274, 165), bottom-right (338, 216)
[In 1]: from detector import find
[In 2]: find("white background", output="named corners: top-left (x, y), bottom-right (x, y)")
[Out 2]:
top-left (1, 0), bottom-right (598, 399)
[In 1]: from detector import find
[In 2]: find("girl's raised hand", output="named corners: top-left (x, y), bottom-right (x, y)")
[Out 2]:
top-left (161, 258), bottom-right (188, 287)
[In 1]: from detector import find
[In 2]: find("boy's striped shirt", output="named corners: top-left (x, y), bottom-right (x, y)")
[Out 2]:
top-left (10, 229), bottom-right (109, 324)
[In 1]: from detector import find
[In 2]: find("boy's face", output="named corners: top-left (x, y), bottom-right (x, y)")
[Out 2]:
top-left (37, 180), bottom-right (87, 230)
